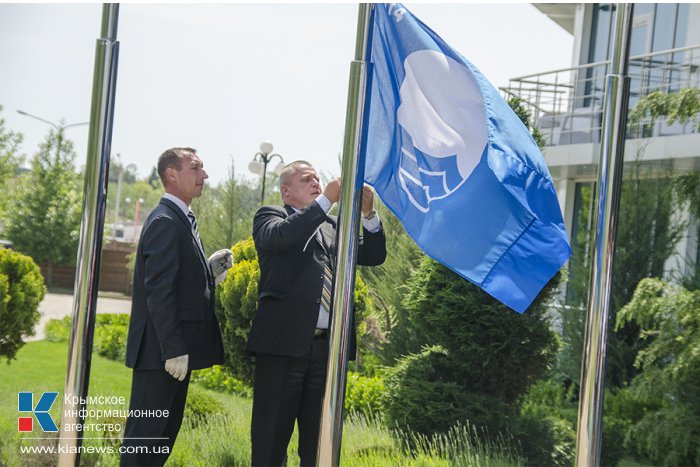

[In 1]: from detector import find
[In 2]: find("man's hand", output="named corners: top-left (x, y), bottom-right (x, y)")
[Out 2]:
top-left (361, 185), bottom-right (375, 217)
top-left (208, 249), bottom-right (233, 285)
top-left (164, 354), bottom-right (189, 381)
top-left (323, 178), bottom-right (342, 204)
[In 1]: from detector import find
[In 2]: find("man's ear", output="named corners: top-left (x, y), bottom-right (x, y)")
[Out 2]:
top-left (166, 167), bottom-right (176, 183)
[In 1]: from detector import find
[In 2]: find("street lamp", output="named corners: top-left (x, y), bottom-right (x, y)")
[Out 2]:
top-left (16, 109), bottom-right (88, 159)
top-left (249, 141), bottom-right (285, 203)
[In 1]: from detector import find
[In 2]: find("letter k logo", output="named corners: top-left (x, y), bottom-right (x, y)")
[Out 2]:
top-left (18, 392), bottom-right (59, 432)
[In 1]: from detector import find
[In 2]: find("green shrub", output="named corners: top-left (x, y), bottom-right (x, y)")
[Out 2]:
top-left (345, 371), bottom-right (384, 418)
top-left (191, 365), bottom-right (252, 398)
top-left (517, 379), bottom-right (576, 466)
top-left (44, 313), bottom-right (129, 363)
top-left (93, 314), bottom-right (129, 362)
top-left (0, 248), bottom-right (46, 360)
top-left (184, 386), bottom-right (226, 428)
top-left (44, 315), bottom-right (71, 343)
top-left (216, 238), bottom-right (259, 385)
top-left (403, 259), bottom-right (559, 403)
top-left (383, 346), bottom-right (513, 440)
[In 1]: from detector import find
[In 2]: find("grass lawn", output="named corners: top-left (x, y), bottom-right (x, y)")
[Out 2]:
top-left (0, 341), bottom-right (521, 466)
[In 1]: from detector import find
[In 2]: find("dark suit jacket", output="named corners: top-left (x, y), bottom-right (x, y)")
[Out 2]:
top-left (245, 201), bottom-right (386, 359)
top-left (125, 198), bottom-right (225, 371)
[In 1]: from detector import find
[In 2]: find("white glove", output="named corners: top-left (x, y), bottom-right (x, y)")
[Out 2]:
top-left (208, 249), bottom-right (233, 285)
top-left (164, 354), bottom-right (189, 381)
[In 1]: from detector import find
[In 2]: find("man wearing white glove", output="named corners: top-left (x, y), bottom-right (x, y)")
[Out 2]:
top-left (208, 248), bottom-right (233, 286)
top-left (122, 148), bottom-right (225, 466)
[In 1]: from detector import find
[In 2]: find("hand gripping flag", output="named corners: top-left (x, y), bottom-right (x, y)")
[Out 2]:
top-left (364, 4), bottom-right (571, 313)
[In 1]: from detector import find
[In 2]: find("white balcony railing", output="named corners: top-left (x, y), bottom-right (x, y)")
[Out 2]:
top-left (501, 44), bottom-right (700, 146)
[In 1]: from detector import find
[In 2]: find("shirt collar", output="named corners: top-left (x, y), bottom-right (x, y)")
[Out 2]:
top-left (163, 192), bottom-right (191, 217)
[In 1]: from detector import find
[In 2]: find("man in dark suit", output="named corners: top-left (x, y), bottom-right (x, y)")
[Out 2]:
top-left (121, 147), bottom-right (231, 466)
top-left (246, 160), bottom-right (386, 466)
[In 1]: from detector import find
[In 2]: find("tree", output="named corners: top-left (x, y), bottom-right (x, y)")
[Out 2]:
top-left (4, 129), bottom-right (82, 285)
top-left (382, 258), bottom-right (560, 463)
top-left (628, 87), bottom-right (700, 136)
top-left (674, 172), bottom-right (700, 291)
top-left (559, 144), bottom-right (686, 388)
top-left (0, 105), bottom-right (24, 230)
top-left (508, 96), bottom-right (546, 149)
top-left (616, 278), bottom-right (700, 466)
top-left (405, 258), bottom-right (559, 402)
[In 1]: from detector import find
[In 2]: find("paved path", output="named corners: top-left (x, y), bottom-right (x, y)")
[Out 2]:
top-left (30, 292), bottom-right (132, 341)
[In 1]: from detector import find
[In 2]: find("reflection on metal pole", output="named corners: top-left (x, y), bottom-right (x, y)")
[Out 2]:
top-left (575, 4), bottom-right (633, 466)
top-left (316, 4), bottom-right (374, 466)
top-left (58, 4), bottom-right (120, 466)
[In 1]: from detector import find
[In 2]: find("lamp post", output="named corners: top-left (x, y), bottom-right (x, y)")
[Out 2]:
top-left (248, 141), bottom-right (285, 203)
top-left (16, 109), bottom-right (88, 160)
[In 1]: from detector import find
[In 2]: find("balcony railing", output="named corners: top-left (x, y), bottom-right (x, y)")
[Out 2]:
top-left (501, 44), bottom-right (700, 146)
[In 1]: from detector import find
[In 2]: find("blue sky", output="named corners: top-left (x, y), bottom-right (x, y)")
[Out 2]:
top-left (0, 3), bottom-right (573, 185)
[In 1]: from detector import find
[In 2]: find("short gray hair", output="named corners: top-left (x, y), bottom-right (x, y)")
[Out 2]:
top-left (279, 160), bottom-right (313, 189)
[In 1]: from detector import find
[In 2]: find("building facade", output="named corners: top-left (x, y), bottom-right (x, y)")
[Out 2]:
top-left (505, 3), bottom-right (699, 301)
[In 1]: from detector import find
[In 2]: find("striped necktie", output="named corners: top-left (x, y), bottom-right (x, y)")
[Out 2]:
top-left (187, 211), bottom-right (203, 249)
top-left (321, 262), bottom-right (333, 312)
top-left (317, 230), bottom-right (333, 312)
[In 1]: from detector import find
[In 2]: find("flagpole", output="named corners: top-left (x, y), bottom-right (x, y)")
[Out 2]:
top-left (316, 3), bottom-right (374, 466)
top-left (575, 4), bottom-right (633, 466)
top-left (58, 4), bottom-right (120, 466)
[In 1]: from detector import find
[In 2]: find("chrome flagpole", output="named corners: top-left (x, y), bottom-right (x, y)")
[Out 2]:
top-left (575, 4), bottom-right (633, 466)
top-left (58, 4), bottom-right (120, 466)
top-left (316, 3), bottom-right (374, 466)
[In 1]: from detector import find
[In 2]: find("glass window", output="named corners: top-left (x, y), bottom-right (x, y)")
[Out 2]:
top-left (590, 4), bottom-right (613, 63)
top-left (674, 3), bottom-right (689, 48)
top-left (652, 4), bottom-right (676, 52)
top-left (630, 14), bottom-right (651, 57)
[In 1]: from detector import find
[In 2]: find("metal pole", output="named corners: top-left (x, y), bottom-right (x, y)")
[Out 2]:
top-left (260, 158), bottom-right (267, 203)
top-left (575, 4), bottom-right (633, 467)
top-left (316, 4), bottom-right (373, 466)
top-left (58, 4), bottom-right (120, 466)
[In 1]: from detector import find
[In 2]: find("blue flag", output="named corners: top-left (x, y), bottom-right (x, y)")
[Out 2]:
top-left (364, 4), bottom-right (571, 313)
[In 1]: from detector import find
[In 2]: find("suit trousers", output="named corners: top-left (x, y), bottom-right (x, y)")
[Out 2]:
top-left (251, 334), bottom-right (329, 467)
top-left (120, 369), bottom-right (191, 467)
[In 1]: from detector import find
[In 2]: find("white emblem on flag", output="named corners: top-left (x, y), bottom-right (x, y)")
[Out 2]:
top-left (397, 50), bottom-right (488, 212)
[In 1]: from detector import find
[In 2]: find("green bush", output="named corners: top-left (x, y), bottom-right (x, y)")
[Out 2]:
top-left (517, 379), bottom-right (576, 466)
top-left (93, 314), bottom-right (129, 362)
top-left (183, 386), bottom-right (226, 428)
top-left (44, 313), bottom-right (129, 363)
top-left (0, 248), bottom-right (46, 360)
top-left (44, 315), bottom-right (72, 343)
top-left (345, 371), bottom-right (384, 418)
top-left (216, 238), bottom-right (259, 385)
top-left (403, 259), bottom-right (559, 403)
top-left (191, 365), bottom-right (252, 398)
top-left (385, 261), bottom-right (560, 465)
top-left (383, 346), bottom-right (513, 440)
